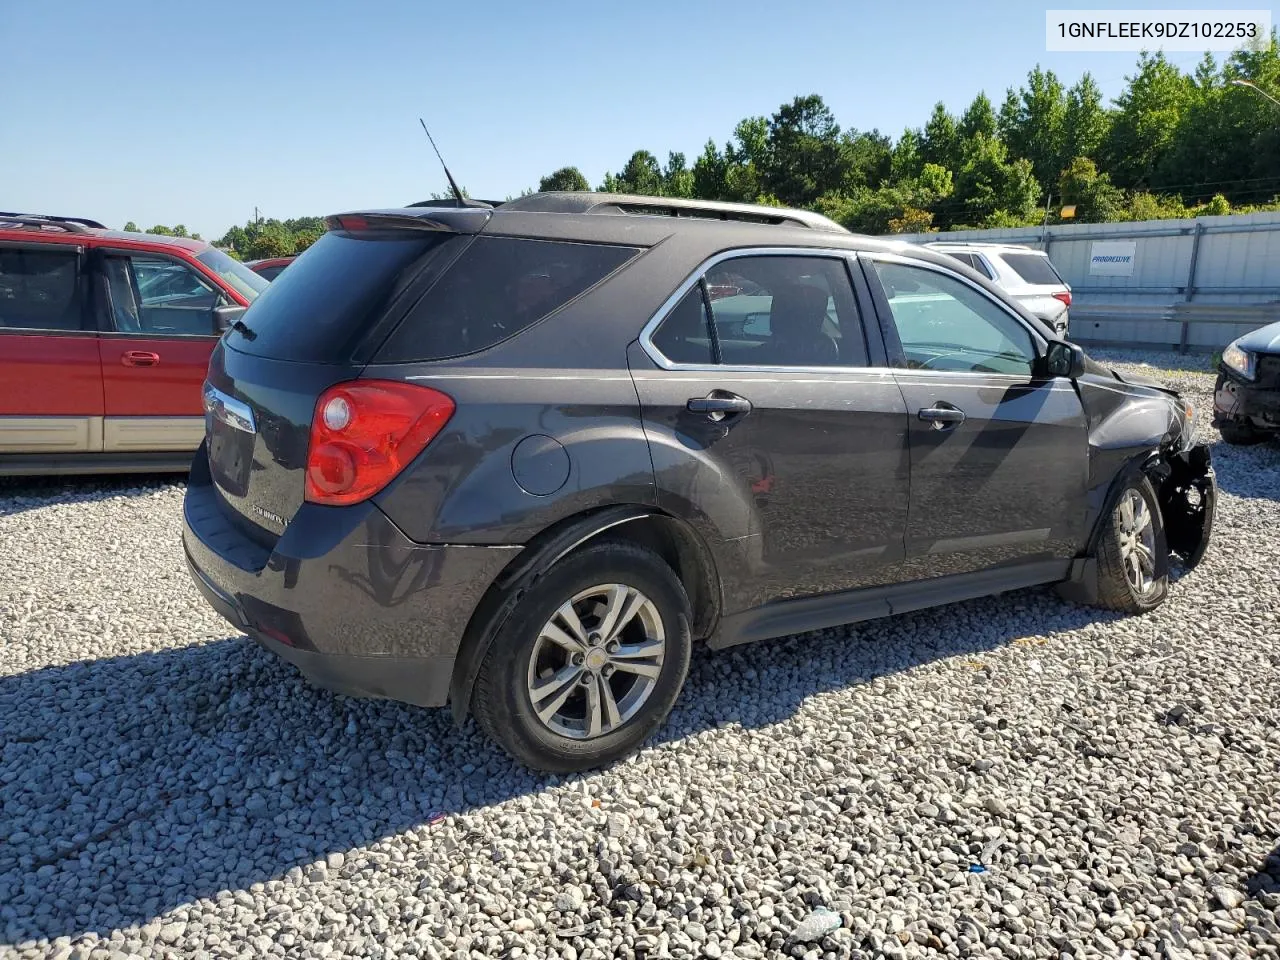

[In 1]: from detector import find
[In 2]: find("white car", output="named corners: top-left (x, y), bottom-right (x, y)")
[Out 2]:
top-left (922, 241), bottom-right (1072, 339)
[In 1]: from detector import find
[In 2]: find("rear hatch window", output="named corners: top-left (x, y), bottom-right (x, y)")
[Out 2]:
top-left (225, 230), bottom-right (456, 362)
top-left (1003, 253), bottom-right (1066, 286)
top-left (374, 236), bottom-right (641, 362)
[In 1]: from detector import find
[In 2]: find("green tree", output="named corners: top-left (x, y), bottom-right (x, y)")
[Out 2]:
top-left (1103, 51), bottom-right (1193, 188)
top-left (662, 152), bottom-right (695, 198)
top-left (691, 140), bottom-right (730, 199)
top-left (959, 93), bottom-right (997, 141)
top-left (1062, 74), bottom-right (1110, 173)
top-left (538, 166), bottom-right (590, 192)
top-left (122, 221), bottom-right (139, 233)
top-left (889, 129), bottom-right (923, 181)
top-left (920, 102), bottom-right (961, 171)
top-left (950, 135), bottom-right (1040, 228)
top-left (1057, 156), bottom-right (1125, 222)
top-left (147, 224), bottom-right (173, 236)
top-left (839, 129), bottom-right (893, 192)
top-left (602, 150), bottom-right (664, 194)
top-left (1002, 66), bottom-right (1067, 189)
top-left (760, 94), bottom-right (846, 206)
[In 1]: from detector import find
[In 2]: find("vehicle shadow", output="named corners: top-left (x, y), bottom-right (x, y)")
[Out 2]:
top-left (0, 587), bottom-right (1121, 945)
top-left (0, 475), bottom-right (184, 519)
top-left (1245, 843), bottom-right (1280, 899)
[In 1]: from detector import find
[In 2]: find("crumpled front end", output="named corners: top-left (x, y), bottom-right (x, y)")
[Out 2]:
top-left (1148, 441), bottom-right (1215, 570)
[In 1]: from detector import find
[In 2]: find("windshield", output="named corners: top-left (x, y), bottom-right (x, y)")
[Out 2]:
top-left (196, 248), bottom-right (269, 302)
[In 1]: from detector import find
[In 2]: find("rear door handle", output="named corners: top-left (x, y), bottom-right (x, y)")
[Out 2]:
top-left (687, 393), bottom-right (752, 417)
top-left (918, 404), bottom-right (965, 429)
top-left (122, 350), bottom-right (160, 367)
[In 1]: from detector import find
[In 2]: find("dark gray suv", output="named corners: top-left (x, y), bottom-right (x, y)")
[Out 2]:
top-left (184, 192), bottom-right (1215, 771)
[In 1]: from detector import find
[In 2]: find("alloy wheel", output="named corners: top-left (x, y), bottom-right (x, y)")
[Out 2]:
top-left (1115, 490), bottom-right (1157, 595)
top-left (525, 584), bottom-right (666, 740)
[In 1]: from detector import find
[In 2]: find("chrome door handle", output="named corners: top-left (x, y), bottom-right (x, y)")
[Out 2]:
top-left (687, 393), bottom-right (752, 416)
top-left (918, 404), bottom-right (965, 430)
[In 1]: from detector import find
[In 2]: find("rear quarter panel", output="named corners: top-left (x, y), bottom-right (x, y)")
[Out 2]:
top-left (369, 365), bottom-right (657, 544)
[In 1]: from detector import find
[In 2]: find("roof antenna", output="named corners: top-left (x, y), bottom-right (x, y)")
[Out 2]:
top-left (419, 118), bottom-right (465, 207)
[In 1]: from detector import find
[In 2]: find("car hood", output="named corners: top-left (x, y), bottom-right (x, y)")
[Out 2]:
top-left (1235, 318), bottom-right (1280, 354)
top-left (1083, 353), bottom-right (1180, 398)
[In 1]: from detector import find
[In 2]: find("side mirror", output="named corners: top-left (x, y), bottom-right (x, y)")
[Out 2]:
top-left (1037, 339), bottom-right (1086, 379)
top-left (213, 303), bottom-right (247, 332)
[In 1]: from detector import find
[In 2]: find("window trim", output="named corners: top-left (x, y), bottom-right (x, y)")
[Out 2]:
top-left (98, 247), bottom-right (225, 339)
top-left (969, 253), bottom-right (996, 280)
top-left (639, 246), bottom-right (882, 373)
top-left (860, 251), bottom-right (1048, 380)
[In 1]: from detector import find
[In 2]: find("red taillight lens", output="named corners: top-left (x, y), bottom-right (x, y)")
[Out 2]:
top-left (304, 380), bottom-right (455, 506)
top-left (1052, 291), bottom-right (1072, 307)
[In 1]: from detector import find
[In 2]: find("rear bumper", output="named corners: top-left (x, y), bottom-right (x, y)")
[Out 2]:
top-left (182, 447), bottom-right (521, 707)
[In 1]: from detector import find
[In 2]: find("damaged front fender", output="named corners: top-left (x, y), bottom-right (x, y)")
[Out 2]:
top-left (1147, 442), bottom-right (1215, 570)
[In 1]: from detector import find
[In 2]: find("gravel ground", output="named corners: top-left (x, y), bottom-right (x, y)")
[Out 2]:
top-left (2, 351), bottom-right (1279, 960)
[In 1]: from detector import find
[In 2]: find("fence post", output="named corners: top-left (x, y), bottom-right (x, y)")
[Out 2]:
top-left (1180, 222), bottom-right (1204, 354)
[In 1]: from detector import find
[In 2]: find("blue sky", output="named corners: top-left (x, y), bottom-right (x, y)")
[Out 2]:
top-left (0, 1), bottom-right (1216, 239)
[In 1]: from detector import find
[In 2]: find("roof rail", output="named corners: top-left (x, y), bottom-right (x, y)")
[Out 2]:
top-left (499, 192), bottom-right (849, 233)
top-left (0, 212), bottom-right (107, 233)
top-left (406, 198), bottom-right (505, 210)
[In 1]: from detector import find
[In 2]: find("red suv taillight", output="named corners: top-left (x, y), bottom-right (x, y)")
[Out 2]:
top-left (1052, 291), bottom-right (1072, 307)
top-left (304, 380), bottom-right (455, 506)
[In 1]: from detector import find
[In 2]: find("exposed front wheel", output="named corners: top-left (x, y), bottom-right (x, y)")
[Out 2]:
top-left (1094, 477), bottom-right (1169, 614)
top-left (471, 540), bottom-right (692, 772)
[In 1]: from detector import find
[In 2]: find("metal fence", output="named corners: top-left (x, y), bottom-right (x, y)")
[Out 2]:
top-left (891, 212), bottom-right (1280, 352)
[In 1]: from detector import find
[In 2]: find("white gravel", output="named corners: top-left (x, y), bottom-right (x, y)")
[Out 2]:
top-left (2, 352), bottom-right (1279, 960)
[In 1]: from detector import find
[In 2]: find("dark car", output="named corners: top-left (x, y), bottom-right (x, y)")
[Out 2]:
top-left (183, 192), bottom-right (1215, 771)
top-left (1214, 319), bottom-right (1280, 444)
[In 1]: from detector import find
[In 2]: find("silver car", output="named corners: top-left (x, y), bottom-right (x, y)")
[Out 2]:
top-left (923, 241), bottom-right (1072, 338)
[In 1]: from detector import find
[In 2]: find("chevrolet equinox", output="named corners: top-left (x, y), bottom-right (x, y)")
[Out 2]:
top-left (184, 192), bottom-right (1216, 771)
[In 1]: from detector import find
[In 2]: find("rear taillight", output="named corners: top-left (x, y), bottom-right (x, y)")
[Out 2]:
top-left (1052, 291), bottom-right (1072, 307)
top-left (304, 380), bottom-right (454, 506)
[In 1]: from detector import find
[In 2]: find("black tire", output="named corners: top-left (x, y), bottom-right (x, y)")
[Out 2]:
top-left (471, 540), bottom-right (692, 772)
top-left (1218, 418), bottom-right (1265, 446)
top-left (1094, 476), bottom-right (1169, 614)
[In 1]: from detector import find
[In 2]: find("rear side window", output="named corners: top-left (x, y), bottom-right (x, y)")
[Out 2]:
top-left (376, 237), bottom-right (641, 362)
top-left (940, 252), bottom-right (992, 279)
top-left (1003, 253), bottom-right (1064, 286)
top-left (0, 247), bottom-right (82, 331)
top-left (226, 230), bottom-right (453, 361)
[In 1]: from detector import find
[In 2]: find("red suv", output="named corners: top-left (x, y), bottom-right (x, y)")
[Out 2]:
top-left (0, 214), bottom-right (268, 476)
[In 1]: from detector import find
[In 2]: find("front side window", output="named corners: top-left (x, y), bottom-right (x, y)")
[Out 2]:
top-left (0, 247), bottom-right (83, 331)
top-left (870, 260), bottom-right (1037, 376)
top-left (195, 247), bottom-right (268, 302)
top-left (106, 254), bottom-right (221, 336)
